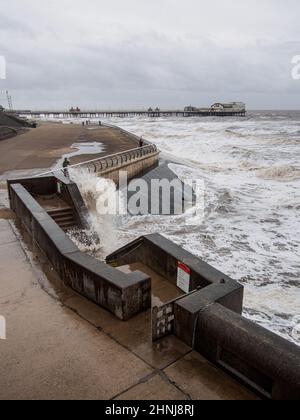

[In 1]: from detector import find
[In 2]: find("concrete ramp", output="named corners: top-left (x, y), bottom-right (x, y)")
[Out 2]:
top-left (126, 161), bottom-right (194, 216)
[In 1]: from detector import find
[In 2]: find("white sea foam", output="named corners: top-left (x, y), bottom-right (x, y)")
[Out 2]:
top-left (101, 112), bottom-right (300, 345)
top-left (41, 111), bottom-right (300, 345)
top-left (69, 167), bottom-right (124, 257)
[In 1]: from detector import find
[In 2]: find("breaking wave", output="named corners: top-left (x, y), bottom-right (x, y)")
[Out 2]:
top-left (69, 167), bottom-right (124, 258)
top-left (46, 111), bottom-right (300, 345)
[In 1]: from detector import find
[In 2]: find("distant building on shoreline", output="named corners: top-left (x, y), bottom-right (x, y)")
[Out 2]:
top-left (210, 102), bottom-right (246, 113)
top-left (185, 102), bottom-right (246, 114)
top-left (184, 105), bottom-right (199, 112)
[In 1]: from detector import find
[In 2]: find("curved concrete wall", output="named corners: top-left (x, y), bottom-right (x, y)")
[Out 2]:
top-left (100, 151), bottom-right (159, 184)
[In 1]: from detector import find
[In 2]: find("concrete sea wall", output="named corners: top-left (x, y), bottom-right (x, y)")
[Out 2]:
top-left (100, 151), bottom-right (159, 185)
top-left (9, 182), bottom-right (151, 320)
top-left (107, 234), bottom-right (300, 400)
top-left (7, 174), bottom-right (88, 230)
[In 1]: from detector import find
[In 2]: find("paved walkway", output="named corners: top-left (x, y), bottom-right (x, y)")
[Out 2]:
top-left (0, 218), bottom-right (258, 400)
top-left (0, 123), bottom-right (138, 175)
top-left (0, 123), bottom-right (258, 400)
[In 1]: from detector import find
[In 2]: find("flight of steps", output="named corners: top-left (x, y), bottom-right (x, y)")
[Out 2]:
top-left (47, 207), bottom-right (77, 231)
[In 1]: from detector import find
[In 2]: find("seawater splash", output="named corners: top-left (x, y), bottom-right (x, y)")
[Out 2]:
top-left (38, 111), bottom-right (300, 345)
top-left (100, 112), bottom-right (300, 346)
top-left (69, 167), bottom-right (124, 259)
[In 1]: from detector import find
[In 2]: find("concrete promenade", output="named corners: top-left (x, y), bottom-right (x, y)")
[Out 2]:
top-left (0, 218), bottom-right (257, 400)
top-left (0, 122), bottom-right (139, 175)
top-left (0, 123), bottom-right (257, 400)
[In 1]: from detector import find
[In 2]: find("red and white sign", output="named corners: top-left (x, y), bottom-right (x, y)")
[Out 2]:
top-left (177, 262), bottom-right (191, 293)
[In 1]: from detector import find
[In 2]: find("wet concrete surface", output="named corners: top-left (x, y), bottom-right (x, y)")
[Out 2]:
top-left (0, 189), bottom-right (258, 399)
top-left (35, 195), bottom-right (70, 211)
top-left (117, 263), bottom-right (184, 307)
top-left (0, 219), bottom-right (152, 400)
top-left (0, 122), bottom-right (139, 175)
top-left (165, 352), bottom-right (259, 400)
top-left (0, 123), bottom-right (259, 399)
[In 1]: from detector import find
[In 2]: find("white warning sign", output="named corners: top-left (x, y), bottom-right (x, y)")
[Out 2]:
top-left (177, 262), bottom-right (191, 294)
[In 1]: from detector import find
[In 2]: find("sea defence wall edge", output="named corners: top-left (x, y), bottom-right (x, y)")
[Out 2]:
top-left (106, 234), bottom-right (300, 400)
top-left (8, 183), bottom-right (151, 320)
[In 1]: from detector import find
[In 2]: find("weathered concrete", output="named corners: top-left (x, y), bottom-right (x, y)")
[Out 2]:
top-left (100, 150), bottom-right (159, 185)
top-left (115, 374), bottom-right (188, 400)
top-left (107, 234), bottom-right (300, 400)
top-left (9, 183), bottom-right (151, 320)
top-left (165, 352), bottom-right (258, 400)
top-left (125, 162), bottom-right (193, 216)
top-left (194, 303), bottom-right (300, 400)
top-left (0, 219), bottom-right (257, 400)
top-left (54, 172), bottom-right (90, 229)
top-left (8, 173), bottom-right (89, 230)
top-left (0, 122), bottom-right (262, 400)
top-left (0, 123), bottom-right (140, 175)
top-left (106, 234), bottom-right (243, 309)
top-left (117, 262), bottom-right (184, 308)
top-left (0, 220), bottom-right (152, 400)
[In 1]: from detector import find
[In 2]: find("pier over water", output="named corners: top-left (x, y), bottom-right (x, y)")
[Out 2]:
top-left (18, 108), bottom-right (246, 119)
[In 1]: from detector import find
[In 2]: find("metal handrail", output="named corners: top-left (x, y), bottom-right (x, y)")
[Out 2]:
top-left (36, 143), bottom-right (158, 177)
top-left (84, 144), bottom-right (157, 174)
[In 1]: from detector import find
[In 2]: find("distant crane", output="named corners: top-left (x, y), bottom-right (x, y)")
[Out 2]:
top-left (6, 91), bottom-right (13, 111)
top-left (0, 90), bottom-right (13, 111)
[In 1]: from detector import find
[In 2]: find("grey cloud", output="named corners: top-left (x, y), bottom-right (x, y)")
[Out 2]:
top-left (0, 0), bottom-right (300, 109)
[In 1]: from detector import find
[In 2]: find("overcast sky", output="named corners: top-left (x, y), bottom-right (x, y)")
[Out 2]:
top-left (0, 0), bottom-right (300, 109)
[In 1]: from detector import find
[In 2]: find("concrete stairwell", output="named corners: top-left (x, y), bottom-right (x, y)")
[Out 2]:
top-left (47, 207), bottom-right (77, 231)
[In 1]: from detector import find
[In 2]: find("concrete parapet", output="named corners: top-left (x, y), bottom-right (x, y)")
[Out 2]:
top-left (107, 234), bottom-right (243, 309)
top-left (100, 151), bottom-right (160, 185)
top-left (107, 234), bottom-right (300, 399)
top-left (193, 303), bottom-right (300, 400)
top-left (9, 183), bottom-right (151, 320)
top-left (8, 174), bottom-right (89, 230)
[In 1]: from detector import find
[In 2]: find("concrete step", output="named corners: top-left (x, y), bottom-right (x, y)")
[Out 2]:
top-left (47, 207), bottom-right (77, 231)
top-left (51, 214), bottom-right (75, 222)
top-left (47, 207), bottom-right (73, 216)
top-left (59, 221), bottom-right (77, 231)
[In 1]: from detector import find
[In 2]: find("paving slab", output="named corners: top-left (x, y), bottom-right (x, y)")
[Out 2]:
top-left (164, 352), bottom-right (259, 400)
top-left (0, 219), bottom-right (17, 244)
top-left (0, 220), bottom-right (152, 400)
top-left (65, 294), bottom-right (191, 370)
top-left (115, 374), bottom-right (188, 401)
